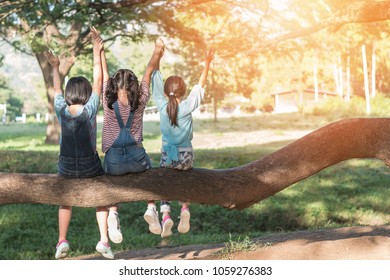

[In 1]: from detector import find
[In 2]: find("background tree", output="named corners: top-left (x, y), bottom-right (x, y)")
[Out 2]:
top-left (0, 0), bottom-right (197, 143)
top-left (1, 0), bottom-right (390, 141)
top-left (0, 74), bottom-right (23, 122)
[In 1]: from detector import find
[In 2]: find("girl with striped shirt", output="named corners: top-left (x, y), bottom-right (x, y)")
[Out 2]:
top-left (99, 38), bottom-right (165, 245)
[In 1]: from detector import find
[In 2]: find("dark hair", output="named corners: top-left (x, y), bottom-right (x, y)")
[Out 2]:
top-left (105, 69), bottom-right (140, 111)
top-left (64, 76), bottom-right (92, 106)
top-left (164, 76), bottom-right (187, 126)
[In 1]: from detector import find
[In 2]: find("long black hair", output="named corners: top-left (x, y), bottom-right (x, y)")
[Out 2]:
top-left (164, 76), bottom-right (187, 126)
top-left (105, 69), bottom-right (140, 111)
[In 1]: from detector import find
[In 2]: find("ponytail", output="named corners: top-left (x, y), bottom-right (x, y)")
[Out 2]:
top-left (167, 94), bottom-right (179, 126)
top-left (105, 77), bottom-right (118, 110)
top-left (123, 70), bottom-right (140, 112)
top-left (164, 76), bottom-right (187, 127)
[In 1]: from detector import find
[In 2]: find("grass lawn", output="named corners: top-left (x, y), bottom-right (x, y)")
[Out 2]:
top-left (1, 113), bottom-right (389, 259)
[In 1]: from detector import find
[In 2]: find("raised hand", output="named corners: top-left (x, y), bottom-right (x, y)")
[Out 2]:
top-left (155, 37), bottom-right (165, 57)
top-left (45, 50), bottom-right (60, 68)
top-left (90, 26), bottom-right (104, 52)
top-left (205, 49), bottom-right (215, 65)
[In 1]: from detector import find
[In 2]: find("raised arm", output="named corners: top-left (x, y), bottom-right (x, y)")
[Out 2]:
top-left (45, 51), bottom-right (61, 93)
top-left (142, 38), bottom-right (165, 87)
top-left (155, 43), bottom-right (164, 71)
top-left (198, 49), bottom-right (215, 88)
top-left (100, 39), bottom-right (109, 84)
top-left (90, 26), bottom-right (104, 97)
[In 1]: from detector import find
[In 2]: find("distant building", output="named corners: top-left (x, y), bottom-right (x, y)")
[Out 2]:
top-left (271, 89), bottom-right (339, 113)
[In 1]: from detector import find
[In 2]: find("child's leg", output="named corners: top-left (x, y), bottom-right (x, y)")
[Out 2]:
top-left (96, 207), bottom-right (109, 243)
top-left (107, 205), bottom-right (123, 244)
top-left (56, 206), bottom-right (71, 259)
top-left (58, 206), bottom-right (72, 242)
top-left (178, 202), bottom-right (191, 234)
top-left (160, 201), bottom-right (173, 238)
top-left (96, 206), bottom-right (114, 259)
top-left (144, 201), bottom-right (161, 235)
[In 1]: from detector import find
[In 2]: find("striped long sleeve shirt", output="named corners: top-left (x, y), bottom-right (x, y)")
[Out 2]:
top-left (101, 81), bottom-right (150, 153)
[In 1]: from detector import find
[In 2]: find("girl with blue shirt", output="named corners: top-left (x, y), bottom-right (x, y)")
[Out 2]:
top-left (144, 47), bottom-right (215, 238)
top-left (46, 27), bottom-right (114, 259)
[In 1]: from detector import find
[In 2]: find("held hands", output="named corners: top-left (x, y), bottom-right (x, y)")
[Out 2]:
top-left (155, 37), bottom-right (165, 58)
top-left (90, 26), bottom-right (104, 52)
top-left (44, 50), bottom-right (60, 68)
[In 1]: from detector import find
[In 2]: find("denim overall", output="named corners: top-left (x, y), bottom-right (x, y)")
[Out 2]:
top-left (58, 107), bottom-right (104, 178)
top-left (103, 101), bottom-right (151, 175)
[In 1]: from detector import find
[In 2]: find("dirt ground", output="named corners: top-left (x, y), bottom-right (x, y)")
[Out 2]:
top-left (75, 225), bottom-right (390, 260)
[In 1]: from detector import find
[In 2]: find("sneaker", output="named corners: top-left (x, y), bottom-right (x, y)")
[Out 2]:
top-left (178, 208), bottom-right (191, 234)
top-left (144, 207), bottom-right (162, 235)
top-left (161, 215), bottom-right (174, 238)
top-left (96, 242), bottom-right (114, 260)
top-left (55, 240), bottom-right (70, 259)
top-left (108, 212), bottom-right (123, 244)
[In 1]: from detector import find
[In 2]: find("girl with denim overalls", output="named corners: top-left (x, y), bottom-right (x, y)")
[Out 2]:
top-left (143, 47), bottom-right (215, 238)
top-left (47, 27), bottom-right (114, 259)
top-left (99, 38), bottom-right (165, 244)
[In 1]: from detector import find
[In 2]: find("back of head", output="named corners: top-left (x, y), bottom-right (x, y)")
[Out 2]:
top-left (164, 76), bottom-right (187, 126)
top-left (65, 76), bottom-right (92, 106)
top-left (164, 76), bottom-right (187, 99)
top-left (105, 69), bottom-right (140, 111)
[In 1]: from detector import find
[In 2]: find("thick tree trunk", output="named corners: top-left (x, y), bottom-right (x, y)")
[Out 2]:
top-left (1, 118), bottom-right (389, 210)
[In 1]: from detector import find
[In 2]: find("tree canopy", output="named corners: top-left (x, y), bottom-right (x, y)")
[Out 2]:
top-left (1, 0), bottom-right (390, 140)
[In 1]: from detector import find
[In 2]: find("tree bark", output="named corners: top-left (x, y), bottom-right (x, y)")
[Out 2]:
top-left (1, 118), bottom-right (389, 210)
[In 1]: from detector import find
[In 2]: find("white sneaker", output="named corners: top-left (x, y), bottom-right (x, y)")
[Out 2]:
top-left (108, 212), bottom-right (123, 244)
top-left (96, 242), bottom-right (114, 259)
top-left (55, 240), bottom-right (70, 259)
top-left (144, 207), bottom-right (162, 235)
top-left (161, 216), bottom-right (174, 238)
top-left (178, 208), bottom-right (191, 234)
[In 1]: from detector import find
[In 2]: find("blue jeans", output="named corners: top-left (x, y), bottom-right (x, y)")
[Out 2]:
top-left (104, 101), bottom-right (152, 175)
top-left (58, 152), bottom-right (104, 178)
top-left (104, 145), bottom-right (151, 175)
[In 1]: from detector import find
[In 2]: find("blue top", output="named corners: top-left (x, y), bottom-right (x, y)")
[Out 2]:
top-left (54, 92), bottom-right (100, 151)
top-left (152, 70), bottom-right (205, 164)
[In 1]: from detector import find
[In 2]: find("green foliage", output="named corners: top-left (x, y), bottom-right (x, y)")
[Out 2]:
top-left (310, 93), bottom-right (390, 117)
top-left (370, 93), bottom-right (390, 116)
top-left (217, 235), bottom-right (272, 259)
top-left (311, 96), bottom-right (366, 117)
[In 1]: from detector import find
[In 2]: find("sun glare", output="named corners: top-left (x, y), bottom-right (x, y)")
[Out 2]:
top-left (269, 0), bottom-right (290, 11)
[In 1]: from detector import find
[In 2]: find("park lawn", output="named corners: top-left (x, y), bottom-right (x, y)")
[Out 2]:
top-left (1, 113), bottom-right (390, 259)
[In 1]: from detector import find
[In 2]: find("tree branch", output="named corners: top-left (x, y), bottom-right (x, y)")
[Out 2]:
top-left (243, 0), bottom-right (390, 56)
top-left (1, 118), bottom-right (389, 210)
